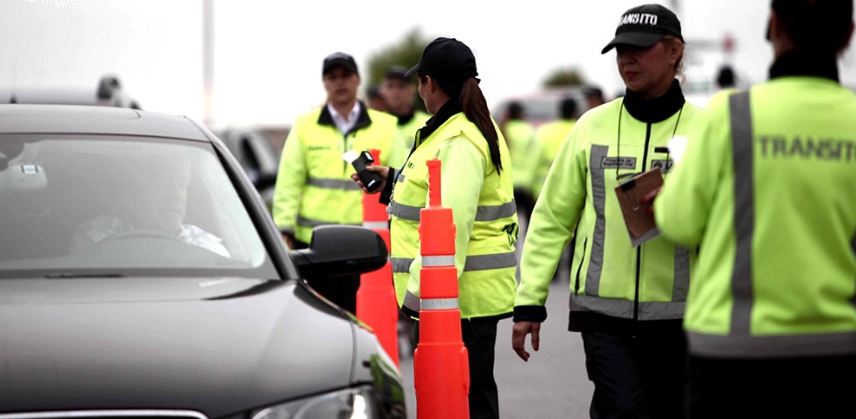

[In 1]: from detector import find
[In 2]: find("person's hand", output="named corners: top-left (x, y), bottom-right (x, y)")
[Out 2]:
top-left (351, 165), bottom-right (389, 194)
top-left (640, 186), bottom-right (662, 215)
top-left (281, 231), bottom-right (296, 249)
top-left (512, 321), bottom-right (541, 362)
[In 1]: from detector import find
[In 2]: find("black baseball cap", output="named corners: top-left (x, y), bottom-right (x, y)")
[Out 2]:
top-left (772, 0), bottom-right (853, 17)
top-left (322, 52), bottom-right (358, 76)
top-left (769, 0), bottom-right (853, 47)
top-left (601, 4), bottom-right (684, 54)
top-left (404, 37), bottom-right (478, 82)
top-left (384, 65), bottom-right (411, 81)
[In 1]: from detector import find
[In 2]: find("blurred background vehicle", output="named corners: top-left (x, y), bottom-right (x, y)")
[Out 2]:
top-left (0, 74), bottom-right (141, 108)
top-left (214, 126), bottom-right (280, 210)
top-left (0, 104), bottom-right (405, 419)
top-left (492, 87), bottom-right (587, 127)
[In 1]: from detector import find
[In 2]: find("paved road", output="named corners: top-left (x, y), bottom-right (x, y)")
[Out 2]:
top-left (398, 279), bottom-right (594, 418)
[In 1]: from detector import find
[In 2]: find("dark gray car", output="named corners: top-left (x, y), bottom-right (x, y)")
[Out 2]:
top-left (0, 105), bottom-right (406, 419)
top-left (0, 75), bottom-right (141, 109)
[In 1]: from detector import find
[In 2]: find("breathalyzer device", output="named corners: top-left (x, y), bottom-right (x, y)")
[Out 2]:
top-left (343, 150), bottom-right (382, 193)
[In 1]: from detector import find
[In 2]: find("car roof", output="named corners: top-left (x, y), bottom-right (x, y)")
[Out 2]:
top-left (0, 88), bottom-right (102, 105)
top-left (0, 104), bottom-right (208, 141)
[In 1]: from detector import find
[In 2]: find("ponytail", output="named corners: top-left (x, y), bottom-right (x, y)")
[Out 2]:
top-left (459, 78), bottom-right (503, 173)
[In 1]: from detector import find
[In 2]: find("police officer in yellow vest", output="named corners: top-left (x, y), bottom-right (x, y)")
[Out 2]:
top-left (512, 5), bottom-right (700, 418)
top-left (526, 97), bottom-right (579, 283)
top-left (380, 66), bottom-right (431, 150)
top-left (652, 1), bottom-right (856, 417)
top-left (528, 97), bottom-right (578, 199)
top-left (353, 37), bottom-right (517, 419)
top-left (273, 52), bottom-right (406, 312)
top-left (502, 101), bottom-right (538, 223)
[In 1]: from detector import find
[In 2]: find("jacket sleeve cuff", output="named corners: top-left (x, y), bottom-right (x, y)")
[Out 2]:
top-left (513, 305), bottom-right (547, 323)
top-left (401, 304), bottom-right (419, 320)
top-left (379, 167), bottom-right (396, 205)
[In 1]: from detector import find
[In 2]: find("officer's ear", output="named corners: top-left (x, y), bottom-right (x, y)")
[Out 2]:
top-left (844, 21), bottom-right (855, 51)
top-left (767, 10), bottom-right (793, 53)
top-left (768, 9), bottom-right (781, 42)
top-left (422, 75), bottom-right (438, 94)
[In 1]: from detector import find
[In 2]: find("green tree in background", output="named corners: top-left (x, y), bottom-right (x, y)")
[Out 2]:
top-left (541, 67), bottom-right (586, 89)
top-left (364, 28), bottom-right (430, 112)
top-left (366, 28), bottom-right (430, 88)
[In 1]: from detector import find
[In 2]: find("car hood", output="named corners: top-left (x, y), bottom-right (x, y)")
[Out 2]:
top-left (0, 277), bottom-right (362, 417)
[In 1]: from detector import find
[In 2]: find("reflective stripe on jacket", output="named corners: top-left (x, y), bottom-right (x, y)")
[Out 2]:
top-left (655, 80), bottom-right (856, 358)
top-left (390, 112), bottom-right (518, 319)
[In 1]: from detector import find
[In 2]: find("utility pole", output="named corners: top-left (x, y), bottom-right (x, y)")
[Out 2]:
top-left (202, 0), bottom-right (214, 127)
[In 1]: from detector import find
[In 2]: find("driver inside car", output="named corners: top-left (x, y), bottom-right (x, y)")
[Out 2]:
top-left (71, 155), bottom-right (230, 258)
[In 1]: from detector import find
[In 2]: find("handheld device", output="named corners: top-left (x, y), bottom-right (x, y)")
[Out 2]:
top-left (343, 150), bottom-right (382, 193)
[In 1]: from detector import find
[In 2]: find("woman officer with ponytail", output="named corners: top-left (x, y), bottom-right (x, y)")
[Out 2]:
top-left (354, 37), bottom-right (516, 419)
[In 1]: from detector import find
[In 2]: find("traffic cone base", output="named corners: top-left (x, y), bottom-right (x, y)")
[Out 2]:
top-left (415, 345), bottom-right (470, 419)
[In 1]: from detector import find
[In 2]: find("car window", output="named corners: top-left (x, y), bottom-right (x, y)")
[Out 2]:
top-left (0, 134), bottom-right (278, 279)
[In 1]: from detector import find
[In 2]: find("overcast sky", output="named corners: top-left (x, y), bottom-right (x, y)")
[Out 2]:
top-left (0, 0), bottom-right (854, 127)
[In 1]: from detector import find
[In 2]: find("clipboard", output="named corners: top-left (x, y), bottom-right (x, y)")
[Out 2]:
top-left (614, 169), bottom-right (663, 247)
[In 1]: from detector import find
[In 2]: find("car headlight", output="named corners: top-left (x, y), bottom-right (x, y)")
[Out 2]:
top-left (251, 385), bottom-right (378, 419)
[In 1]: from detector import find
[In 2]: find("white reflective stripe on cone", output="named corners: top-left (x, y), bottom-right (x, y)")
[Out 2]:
top-left (362, 221), bottom-right (389, 230)
top-left (420, 298), bottom-right (459, 310)
top-left (422, 255), bottom-right (455, 267)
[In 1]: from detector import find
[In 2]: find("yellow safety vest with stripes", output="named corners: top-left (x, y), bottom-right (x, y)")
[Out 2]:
top-left (272, 103), bottom-right (406, 244)
top-left (389, 112), bottom-right (518, 319)
top-left (656, 80), bottom-right (856, 358)
top-left (516, 97), bottom-right (702, 321)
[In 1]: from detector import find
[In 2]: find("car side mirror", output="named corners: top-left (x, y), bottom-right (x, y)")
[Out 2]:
top-left (289, 225), bottom-right (387, 279)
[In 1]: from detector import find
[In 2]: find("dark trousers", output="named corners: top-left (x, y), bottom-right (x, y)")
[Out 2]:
top-left (514, 187), bottom-right (535, 223)
top-left (293, 238), bottom-right (360, 313)
top-left (689, 354), bottom-right (856, 419)
top-left (581, 324), bottom-right (687, 419)
top-left (462, 318), bottom-right (501, 419)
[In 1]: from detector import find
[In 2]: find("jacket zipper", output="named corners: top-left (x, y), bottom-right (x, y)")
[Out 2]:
top-left (574, 238), bottom-right (587, 294)
top-left (634, 122), bottom-right (652, 322)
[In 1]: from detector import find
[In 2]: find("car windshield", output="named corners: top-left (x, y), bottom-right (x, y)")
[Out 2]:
top-left (0, 134), bottom-right (278, 279)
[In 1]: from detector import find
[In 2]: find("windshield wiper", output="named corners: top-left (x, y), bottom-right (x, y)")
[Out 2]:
top-left (44, 273), bottom-right (126, 279)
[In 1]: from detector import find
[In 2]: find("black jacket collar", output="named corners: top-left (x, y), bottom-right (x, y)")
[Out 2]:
top-left (414, 99), bottom-right (462, 148)
top-left (396, 110), bottom-right (416, 126)
top-left (769, 50), bottom-right (839, 82)
top-left (317, 100), bottom-right (372, 136)
top-left (623, 79), bottom-right (685, 123)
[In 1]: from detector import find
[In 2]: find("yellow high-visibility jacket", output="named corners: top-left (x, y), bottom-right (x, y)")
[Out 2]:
top-left (273, 103), bottom-right (406, 244)
top-left (656, 77), bottom-right (856, 358)
top-left (515, 87), bottom-right (702, 324)
top-left (389, 112), bottom-right (518, 319)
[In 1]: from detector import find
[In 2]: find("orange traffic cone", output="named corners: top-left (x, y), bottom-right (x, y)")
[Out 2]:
top-left (356, 149), bottom-right (400, 367)
top-left (414, 159), bottom-right (470, 419)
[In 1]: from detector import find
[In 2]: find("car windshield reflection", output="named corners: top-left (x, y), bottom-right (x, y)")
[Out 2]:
top-left (0, 135), bottom-right (277, 279)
